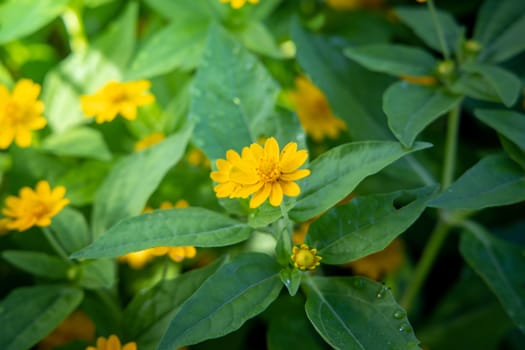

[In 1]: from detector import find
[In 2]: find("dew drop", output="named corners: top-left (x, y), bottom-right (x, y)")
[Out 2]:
top-left (393, 310), bottom-right (406, 319)
top-left (399, 323), bottom-right (411, 333)
top-left (376, 285), bottom-right (388, 299)
top-left (232, 97), bottom-right (241, 105)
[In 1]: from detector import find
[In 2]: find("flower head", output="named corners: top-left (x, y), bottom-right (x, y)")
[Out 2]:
top-left (291, 244), bottom-right (322, 271)
top-left (2, 181), bottom-right (69, 232)
top-left (86, 335), bottom-right (136, 350)
top-left (0, 79), bottom-right (46, 149)
top-left (39, 311), bottom-right (95, 350)
top-left (134, 132), bottom-right (165, 151)
top-left (288, 76), bottom-right (347, 142)
top-left (81, 80), bottom-right (155, 124)
top-left (220, 0), bottom-right (259, 9)
top-left (210, 149), bottom-right (245, 199)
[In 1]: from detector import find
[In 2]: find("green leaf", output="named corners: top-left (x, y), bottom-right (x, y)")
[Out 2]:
top-left (460, 222), bottom-right (525, 333)
top-left (0, 0), bottom-right (70, 44)
top-left (428, 153), bottom-right (525, 209)
top-left (290, 141), bottom-right (432, 222)
top-left (0, 62), bottom-right (12, 86)
top-left (303, 276), bottom-right (420, 350)
top-left (395, 6), bottom-right (463, 55)
top-left (73, 207), bottom-right (252, 259)
top-left (91, 125), bottom-right (192, 238)
top-left (475, 109), bottom-right (525, 152)
top-left (190, 25), bottom-right (279, 159)
top-left (55, 161), bottom-right (111, 206)
top-left (233, 21), bottom-right (284, 58)
top-left (383, 81), bottom-right (461, 147)
top-left (0, 285), bottom-right (83, 350)
top-left (499, 135), bottom-right (525, 169)
top-left (144, 0), bottom-right (226, 21)
top-left (77, 259), bottom-right (116, 289)
top-left (279, 268), bottom-right (302, 296)
top-left (474, 0), bottom-right (525, 63)
top-left (50, 206), bottom-right (91, 254)
top-left (306, 186), bottom-right (437, 264)
top-left (344, 44), bottom-right (438, 77)
top-left (2, 251), bottom-right (70, 280)
top-left (42, 127), bottom-right (112, 161)
top-left (158, 253), bottom-right (282, 349)
top-left (124, 258), bottom-right (227, 350)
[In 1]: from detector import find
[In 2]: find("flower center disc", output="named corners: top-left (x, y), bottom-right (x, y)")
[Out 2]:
top-left (257, 158), bottom-right (281, 183)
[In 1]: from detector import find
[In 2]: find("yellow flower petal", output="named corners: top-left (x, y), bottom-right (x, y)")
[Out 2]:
top-left (269, 182), bottom-right (283, 206)
top-left (250, 183), bottom-right (272, 208)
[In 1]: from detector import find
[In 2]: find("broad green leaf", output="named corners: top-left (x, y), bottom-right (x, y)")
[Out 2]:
top-left (306, 186), bottom-right (438, 264)
top-left (0, 0), bottom-right (70, 44)
top-left (50, 206), bottom-right (91, 254)
top-left (2, 251), bottom-right (70, 280)
top-left (158, 253), bottom-right (282, 349)
top-left (91, 125), bottom-right (192, 238)
top-left (303, 276), bottom-right (420, 350)
top-left (0, 285), bottom-right (83, 350)
top-left (190, 25), bottom-right (279, 159)
top-left (428, 153), bottom-right (525, 209)
top-left (124, 258), bottom-right (227, 350)
top-left (474, 0), bottom-right (525, 63)
top-left (383, 81), bottom-right (461, 147)
top-left (292, 20), bottom-right (392, 141)
top-left (475, 109), bottom-right (525, 152)
top-left (144, 0), bottom-right (226, 21)
top-left (247, 0), bottom-right (282, 20)
top-left (73, 207), bottom-right (252, 259)
top-left (460, 222), bottom-right (525, 333)
top-left (77, 259), bottom-right (116, 289)
top-left (290, 141), bottom-right (432, 222)
top-left (233, 21), bottom-right (284, 58)
top-left (344, 44), bottom-right (438, 77)
top-left (451, 74), bottom-right (500, 105)
top-left (395, 6), bottom-right (463, 55)
top-left (499, 135), bottom-right (525, 170)
top-left (42, 127), bottom-right (112, 161)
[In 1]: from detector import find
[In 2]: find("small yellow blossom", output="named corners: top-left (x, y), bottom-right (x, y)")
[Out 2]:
top-left (38, 311), bottom-right (95, 350)
top-left (326, 0), bottom-right (383, 10)
top-left (400, 75), bottom-right (437, 86)
top-left (86, 335), bottom-right (136, 350)
top-left (81, 80), bottom-right (154, 124)
top-left (186, 147), bottom-right (211, 168)
top-left (134, 132), bottom-right (165, 151)
top-left (347, 239), bottom-right (405, 280)
top-left (288, 76), bottom-right (347, 142)
top-left (0, 79), bottom-right (46, 149)
top-left (2, 180), bottom-right (69, 232)
top-left (291, 244), bottom-right (322, 271)
top-left (220, 0), bottom-right (259, 9)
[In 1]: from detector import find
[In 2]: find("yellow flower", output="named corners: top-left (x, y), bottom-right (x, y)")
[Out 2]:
top-left (346, 239), bottom-right (405, 280)
top-left (0, 79), bottom-right (46, 149)
top-left (288, 76), bottom-right (347, 142)
top-left (210, 149), bottom-right (245, 199)
top-left (81, 80), bottom-right (155, 124)
top-left (86, 335), bottom-right (136, 350)
top-left (134, 132), bottom-right (165, 151)
top-left (220, 0), bottom-right (259, 9)
top-left (186, 147), bottom-right (211, 168)
top-left (291, 244), bottom-right (322, 271)
top-left (38, 311), bottom-right (95, 350)
top-left (167, 246), bottom-right (197, 262)
top-left (2, 180), bottom-right (69, 232)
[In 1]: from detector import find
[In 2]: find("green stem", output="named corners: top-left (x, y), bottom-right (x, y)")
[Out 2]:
top-left (61, 4), bottom-right (88, 53)
top-left (441, 102), bottom-right (461, 190)
top-left (42, 226), bottom-right (73, 265)
top-left (427, 0), bottom-right (450, 60)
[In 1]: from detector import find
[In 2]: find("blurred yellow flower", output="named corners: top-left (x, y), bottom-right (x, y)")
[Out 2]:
top-left (288, 76), bottom-right (347, 142)
top-left (86, 335), bottom-right (136, 350)
top-left (291, 244), bottom-right (322, 271)
top-left (38, 311), bottom-right (95, 350)
top-left (186, 147), bottom-right (211, 168)
top-left (81, 80), bottom-right (154, 124)
top-left (134, 132), bottom-right (165, 151)
top-left (326, 0), bottom-right (383, 10)
top-left (0, 218), bottom-right (10, 235)
top-left (220, 0), bottom-right (259, 9)
top-left (2, 180), bottom-right (69, 232)
top-left (0, 79), bottom-right (46, 149)
top-left (347, 239), bottom-right (405, 280)
top-left (400, 75), bottom-right (437, 86)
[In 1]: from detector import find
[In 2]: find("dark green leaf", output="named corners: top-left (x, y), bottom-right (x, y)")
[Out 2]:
top-left (158, 253), bottom-right (282, 349)
top-left (42, 127), bottom-right (112, 161)
top-left (428, 153), bottom-right (525, 209)
top-left (499, 135), bottom-right (525, 169)
top-left (77, 259), bottom-right (116, 289)
top-left (0, 285), bottom-right (83, 350)
top-left (306, 186), bottom-right (437, 264)
top-left (383, 81), bottom-right (461, 147)
top-left (2, 251), bottom-right (70, 279)
top-left (303, 276), bottom-right (420, 350)
top-left (475, 109), bottom-right (525, 152)
top-left (73, 207), bottom-right (252, 259)
top-left (50, 206), bottom-right (91, 254)
top-left (290, 141), bottom-right (432, 222)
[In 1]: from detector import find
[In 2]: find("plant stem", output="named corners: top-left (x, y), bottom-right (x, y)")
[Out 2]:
top-left (42, 226), bottom-right (73, 265)
top-left (61, 3), bottom-right (88, 53)
top-left (441, 103), bottom-right (461, 190)
top-left (426, 0), bottom-right (450, 60)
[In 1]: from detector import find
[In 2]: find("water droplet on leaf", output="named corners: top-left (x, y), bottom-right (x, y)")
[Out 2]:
top-left (232, 97), bottom-right (241, 105)
top-left (393, 310), bottom-right (406, 319)
top-left (399, 323), bottom-right (411, 333)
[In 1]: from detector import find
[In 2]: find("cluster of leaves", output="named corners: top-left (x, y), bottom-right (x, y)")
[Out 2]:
top-left (0, 0), bottom-right (524, 349)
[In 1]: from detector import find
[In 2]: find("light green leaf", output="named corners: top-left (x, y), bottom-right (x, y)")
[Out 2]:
top-left (77, 259), bottom-right (116, 289)
top-left (475, 109), bottom-right (525, 152)
top-left (158, 253), bottom-right (282, 349)
top-left (0, 62), bottom-right (12, 86)
top-left (0, 285), bottom-right (83, 350)
top-left (428, 153), bottom-right (525, 209)
top-left (190, 25), bottom-right (279, 159)
top-left (344, 44), bottom-right (438, 77)
top-left (383, 81), bottom-right (462, 147)
top-left (55, 161), bottom-right (111, 206)
top-left (303, 276), bottom-right (420, 350)
top-left (233, 21), bottom-right (284, 58)
top-left (2, 251), bottom-right (70, 280)
top-left (91, 125), bottom-right (192, 238)
top-left (50, 206), bottom-right (91, 254)
top-left (144, 0), bottom-right (226, 21)
top-left (290, 141), bottom-right (432, 222)
top-left (0, 0), bottom-right (70, 44)
top-left (306, 186), bottom-right (438, 264)
top-left (460, 222), bottom-right (525, 333)
top-left (73, 207), bottom-right (252, 259)
top-left (42, 127), bottom-right (112, 161)
top-left (124, 258), bottom-right (227, 350)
